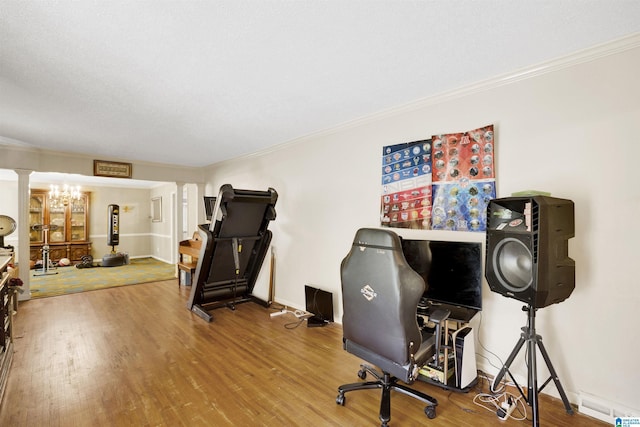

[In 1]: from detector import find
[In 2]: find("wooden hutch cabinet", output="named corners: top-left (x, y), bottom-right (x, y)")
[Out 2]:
top-left (1, 254), bottom-right (15, 404)
top-left (29, 189), bottom-right (92, 263)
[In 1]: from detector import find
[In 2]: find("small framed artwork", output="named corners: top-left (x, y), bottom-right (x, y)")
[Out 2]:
top-left (151, 197), bottom-right (162, 222)
top-left (94, 160), bottom-right (132, 178)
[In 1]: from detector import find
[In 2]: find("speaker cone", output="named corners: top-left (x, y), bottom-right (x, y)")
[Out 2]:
top-left (492, 237), bottom-right (532, 292)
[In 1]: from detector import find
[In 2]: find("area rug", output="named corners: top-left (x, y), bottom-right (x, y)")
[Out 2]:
top-left (30, 257), bottom-right (176, 298)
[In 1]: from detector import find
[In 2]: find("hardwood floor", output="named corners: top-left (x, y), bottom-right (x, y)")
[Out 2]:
top-left (0, 280), bottom-right (608, 426)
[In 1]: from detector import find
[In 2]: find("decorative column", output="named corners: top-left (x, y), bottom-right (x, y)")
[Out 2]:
top-left (175, 182), bottom-right (185, 266)
top-left (14, 169), bottom-right (32, 301)
top-left (196, 182), bottom-right (206, 225)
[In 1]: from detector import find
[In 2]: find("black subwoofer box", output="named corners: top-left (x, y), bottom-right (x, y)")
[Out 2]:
top-left (485, 195), bottom-right (575, 308)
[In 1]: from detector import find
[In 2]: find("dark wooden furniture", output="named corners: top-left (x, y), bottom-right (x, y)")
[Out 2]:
top-left (29, 189), bottom-right (92, 263)
top-left (0, 255), bottom-right (15, 404)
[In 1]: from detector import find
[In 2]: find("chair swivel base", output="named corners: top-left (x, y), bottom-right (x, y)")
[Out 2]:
top-left (336, 364), bottom-right (437, 426)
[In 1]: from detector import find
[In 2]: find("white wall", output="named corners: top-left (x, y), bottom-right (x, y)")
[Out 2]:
top-left (150, 182), bottom-right (177, 263)
top-left (184, 183), bottom-right (200, 239)
top-left (81, 185), bottom-right (152, 259)
top-left (0, 177), bottom-right (167, 260)
top-left (0, 147), bottom-right (206, 267)
top-left (0, 146), bottom-right (205, 268)
top-left (203, 40), bottom-right (640, 411)
top-left (0, 146), bottom-right (204, 184)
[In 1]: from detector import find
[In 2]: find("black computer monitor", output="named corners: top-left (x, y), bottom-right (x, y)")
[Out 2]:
top-left (401, 239), bottom-right (482, 312)
top-left (305, 285), bottom-right (334, 327)
top-left (204, 196), bottom-right (216, 221)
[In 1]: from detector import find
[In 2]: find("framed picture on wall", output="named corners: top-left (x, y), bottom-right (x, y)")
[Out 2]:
top-left (431, 124), bottom-right (496, 231)
top-left (380, 139), bottom-right (432, 229)
top-left (93, 160), bottom-right (132, 178)
top-left (151, 197), bottom-right (162, 222)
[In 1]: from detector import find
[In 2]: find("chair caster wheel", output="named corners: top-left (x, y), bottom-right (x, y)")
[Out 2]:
top-left (358, 369), bottom-right (367, 379)
top-left (425, 405), bottom-right (436, 419)
top-left (336, 393), bottom-right (345, 405)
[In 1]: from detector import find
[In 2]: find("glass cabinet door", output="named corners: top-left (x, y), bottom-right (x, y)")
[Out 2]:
top-left (29, 194), bottom-right (45, 243)
top-left (70, 196), bottom-right (87, 242)
top-left (48, 204), bottom-right (66, 243)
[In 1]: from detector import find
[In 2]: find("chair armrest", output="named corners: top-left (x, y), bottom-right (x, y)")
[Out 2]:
top-left (428, 308), bottom-right (451, 324)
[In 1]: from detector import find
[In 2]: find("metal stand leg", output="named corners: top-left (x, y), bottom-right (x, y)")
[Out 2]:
top-left (491, 305), bottom-right (573, 426)
top-left (34, 226), bottom-right (58, 276)
top-left (226, 238), bottom-right (241, 311)
top-left (34, 244), bottom-right (58, 276)
top-left (537, 338), bottom-right (574, 414)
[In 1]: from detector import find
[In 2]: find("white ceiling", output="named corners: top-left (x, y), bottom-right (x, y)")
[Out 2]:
top-left (2, 1), bottom-right (640, 168)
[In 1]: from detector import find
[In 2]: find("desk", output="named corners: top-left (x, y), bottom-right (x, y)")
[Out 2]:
top-left (418, 306), bottom-right (478, 392)
top-left (418, 300), bottom-right (478, 323)
top-left (178, 232), bottom-right (202, 286)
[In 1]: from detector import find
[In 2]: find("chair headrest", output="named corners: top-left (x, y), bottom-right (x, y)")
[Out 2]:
top-left (351, 228), bottom-right (401, 251)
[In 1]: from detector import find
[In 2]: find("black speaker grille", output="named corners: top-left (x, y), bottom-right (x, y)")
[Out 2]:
top-left (492, 237), bottom-right (533, 292)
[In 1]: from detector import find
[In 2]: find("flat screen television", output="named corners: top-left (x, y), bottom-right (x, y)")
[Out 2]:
top-left (305, 285), bottom-right (334, 327)
top-left (204, 196), bottom-right (216, 221)
top-left (401, 239), bottom-right (482, 319)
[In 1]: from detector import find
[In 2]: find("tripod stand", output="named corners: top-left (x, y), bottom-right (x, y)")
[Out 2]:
top-left (491, 304), bottom-right (573, 426)
top-left (33, 225), bottom-right (58, 276)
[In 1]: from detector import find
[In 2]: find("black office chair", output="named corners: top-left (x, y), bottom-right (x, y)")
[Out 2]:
top-left (336, 228), bottom-right (438, 426)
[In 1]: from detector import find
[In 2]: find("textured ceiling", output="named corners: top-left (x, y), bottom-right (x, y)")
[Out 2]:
top-left (2, 1), bottom-right (640, 167)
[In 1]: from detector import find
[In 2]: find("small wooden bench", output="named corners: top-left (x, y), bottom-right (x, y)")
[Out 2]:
top-left (178, 232), bottom-right (202, 286)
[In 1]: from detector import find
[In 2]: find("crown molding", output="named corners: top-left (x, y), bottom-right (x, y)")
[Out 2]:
top-left (222, 32), bottom-right (640, 167)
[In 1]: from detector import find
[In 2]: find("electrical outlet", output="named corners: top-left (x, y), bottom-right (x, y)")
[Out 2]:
top-left (270, 309), bottom-right (286, 318)
top-left (497, 399), bottom-right (516, 421)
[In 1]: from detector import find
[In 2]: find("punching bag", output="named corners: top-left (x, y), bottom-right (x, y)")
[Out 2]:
top-left (107, 204), bottom-right (120, 247)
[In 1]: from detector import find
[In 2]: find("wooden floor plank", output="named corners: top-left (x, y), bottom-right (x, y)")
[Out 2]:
top-left (0, 280), bottom-right (608, 426)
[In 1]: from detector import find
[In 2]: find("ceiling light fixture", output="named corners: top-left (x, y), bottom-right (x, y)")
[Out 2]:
top-left (49, 184), bottom-right (81, 208)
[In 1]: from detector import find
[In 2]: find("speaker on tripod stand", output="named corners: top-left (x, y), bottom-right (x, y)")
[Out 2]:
top-left (485, 195), bottom-right (575, 426)
top-left (486, 195), bottom-right (575, 307)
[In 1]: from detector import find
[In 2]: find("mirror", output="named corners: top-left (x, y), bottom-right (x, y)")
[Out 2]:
top-left (151, 197), bottom-right (162, 222)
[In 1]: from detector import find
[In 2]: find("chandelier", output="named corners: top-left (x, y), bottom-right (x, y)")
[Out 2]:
top-left (49, 184), bottom-right (81, 208)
